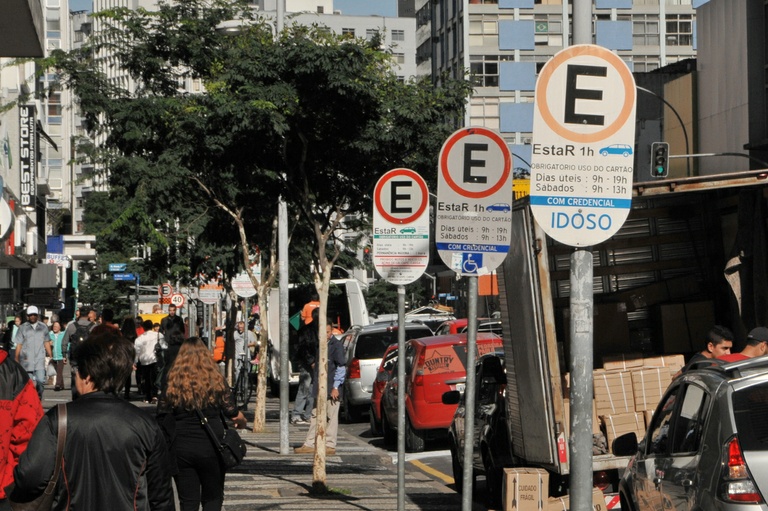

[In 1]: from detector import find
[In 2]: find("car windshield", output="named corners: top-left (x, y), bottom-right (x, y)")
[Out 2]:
top-left (732, 383), bottom-right (768, 451)
top-left (354, 329), bottom-right (430, 359)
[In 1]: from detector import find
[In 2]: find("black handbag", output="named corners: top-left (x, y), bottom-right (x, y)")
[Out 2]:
top-left (9, 403), bottom-right (67, 511)
top-left (195, 409), bottom-right (246, 469)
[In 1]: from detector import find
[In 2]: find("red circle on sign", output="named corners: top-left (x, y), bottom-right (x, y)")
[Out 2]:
top-left (374, 168), bottom-right (429, 225)
top-left (439, 127), bottom-right (512, 199)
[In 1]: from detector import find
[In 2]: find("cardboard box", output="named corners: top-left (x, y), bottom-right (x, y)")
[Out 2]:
top-left (642, 354), bottom-right (685, 372)
top-left (563, 398), bottom-right (601, 436)
top-left (593, 370), bottom-right (635, 416)
top-left (602, 353), bottom-right (644, 371)
top-left (503, 468), bottom-right (549, 511)
top-left (602, 413), bottom-right (645, 453)
top-left (631, 367), bottom-right (672, 412)
top-left (546, 488), bottom-right (606, 511)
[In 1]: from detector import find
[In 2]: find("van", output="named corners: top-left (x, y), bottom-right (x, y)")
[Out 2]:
top-left (380, 332), bottom-right (503, 452)
top-left (266, 279), bottom-right (369, 395)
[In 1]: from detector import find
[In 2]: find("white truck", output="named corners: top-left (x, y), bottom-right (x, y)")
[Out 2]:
top-left (496, 170), bottom-right (767, 490)
top-left (266, 278), bottom-right (370, 395)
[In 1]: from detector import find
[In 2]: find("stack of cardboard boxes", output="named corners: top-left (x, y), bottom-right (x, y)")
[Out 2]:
top-left (502, 468), bottom-right (607, 511)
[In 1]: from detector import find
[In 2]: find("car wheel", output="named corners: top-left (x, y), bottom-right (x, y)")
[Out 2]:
top-left (601, 150), bottom-right (608, 156)
top-left (344, 397), bottom-right (364, 423)
top-left (451, 444), bottom-right (464, 493)
top-left (369, 404), bottom-right (382, 436)
top-left (381, 411), bottom-right (396, 446)
top-left (405, 415), bottom-right (426, 453)
top-left (623, 151), bottom-right (630, 157)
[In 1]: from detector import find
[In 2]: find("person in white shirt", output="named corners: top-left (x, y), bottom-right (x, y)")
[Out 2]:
top-left (135, 320), bottom-right (163, 403)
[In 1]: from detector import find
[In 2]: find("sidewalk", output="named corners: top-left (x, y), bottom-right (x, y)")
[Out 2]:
top-left (224, 405), bottom-right (473, 511)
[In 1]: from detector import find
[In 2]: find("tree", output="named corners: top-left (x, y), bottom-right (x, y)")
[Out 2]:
top-left (49, 0), bottom-right (471, 490)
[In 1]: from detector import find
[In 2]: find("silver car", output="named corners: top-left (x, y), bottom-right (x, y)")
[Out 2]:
top-left (340, 322), bottom-right (433, 422)
top-left (613, 356), bottom-right (768, 510)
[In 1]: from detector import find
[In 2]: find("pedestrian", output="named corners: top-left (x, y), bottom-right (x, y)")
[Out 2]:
top-left (157, 337), bottom-right (246, 511)
top-left (135, 320), bottom-right (161, 403)
top-left (49, 320), bottom-right (67, 391)
top-left (301, 292), bottom-right (320, 325)
top-left (10, 330), bottom-right (174, 510)
top-left (156, 331), bottom-right (183, 402)
top-left (14, 305), bottom-right (51, 401)
top-left (160, 304), bottom-right (185, 341)
top-left (101, 308), bottom-right (120, 330)
top-left (233, 321), bottom-right (257, 378)
top-left (62, 307), bottom-right (96, 400)
top-left (0, 345), bottom-right (44, 508)
top-left (291, 310), bottom-right (319, 425)
top-left (294, 319), bottom-right (346, 456)
top-left (719, 327), bottom-right (768, 362)
top-left (9, 314), bottom-right (23, 351)
top-left (120, 316), bottom-right (139, 399)
top-left (675, 325), bottom-right (734, 376)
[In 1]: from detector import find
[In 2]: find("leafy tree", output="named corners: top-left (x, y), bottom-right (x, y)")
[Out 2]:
top-left (49, 0), bottom-right (471, 488)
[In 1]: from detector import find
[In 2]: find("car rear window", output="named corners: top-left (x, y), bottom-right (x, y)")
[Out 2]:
top-left (354, 328), bottom-right (431, 359)
top-left (732, 383), bottom-right (768, 451)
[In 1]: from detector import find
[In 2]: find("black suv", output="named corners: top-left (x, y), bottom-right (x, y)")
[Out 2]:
top-left (613, 356), bottom-right (768, 511)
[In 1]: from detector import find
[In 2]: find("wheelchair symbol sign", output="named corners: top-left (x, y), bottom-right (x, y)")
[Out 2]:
top-left (452, 253), bottom-right (483, 275)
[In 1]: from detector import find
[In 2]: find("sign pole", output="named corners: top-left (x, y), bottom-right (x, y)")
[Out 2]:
top-left (396, 285), bottom-right (406, 511)
top-left (461, 276), bottom-right (478, 510)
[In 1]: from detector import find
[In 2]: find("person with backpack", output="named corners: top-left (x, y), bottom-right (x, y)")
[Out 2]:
top-left (62, 307), bottom-right (96, 399)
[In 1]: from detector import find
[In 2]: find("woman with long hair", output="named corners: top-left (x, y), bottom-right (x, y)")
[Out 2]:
top-left (158, 337), bottom-right (246, 511)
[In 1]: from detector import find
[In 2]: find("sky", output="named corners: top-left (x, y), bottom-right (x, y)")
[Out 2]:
top-left (68, 0), bottom-right (397, 16)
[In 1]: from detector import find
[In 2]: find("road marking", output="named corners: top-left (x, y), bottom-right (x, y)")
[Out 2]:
top-left (388, 449), bottom-right (451, 463)
top-left (410, 459), bottom-right (455, 485)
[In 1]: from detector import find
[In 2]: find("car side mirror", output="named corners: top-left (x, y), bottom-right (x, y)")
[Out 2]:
top-left (442, 390), bottom-right (461, 405)
top-left (612, 432), bottom-right (639, 456)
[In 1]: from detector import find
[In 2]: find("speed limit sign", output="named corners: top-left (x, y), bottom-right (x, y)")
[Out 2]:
top-left (170, 293), bottom-right (185, 308)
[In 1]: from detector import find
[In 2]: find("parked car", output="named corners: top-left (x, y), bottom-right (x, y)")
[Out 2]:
top-left (443, 350), bottom-right (510, 507)
top-left (613, 356), bottom-right (768, 511)
top-left (370, 343), bottom-right (399, 436)
top-left (433, 317), bottom-right (503, 337)
top-left (380, 332), bottom-right (504, 452)
top-left (340, 321), bottom-right (433, 422)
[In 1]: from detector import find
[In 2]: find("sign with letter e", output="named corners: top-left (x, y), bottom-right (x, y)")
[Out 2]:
top-left (436, 127), bottom-right (513, 276)
top-left (372, 168), bottom-right (430, 285)
top-left (530, 44), bottom-right (636, 247)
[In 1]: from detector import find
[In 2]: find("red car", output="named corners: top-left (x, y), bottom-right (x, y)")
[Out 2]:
top-left (380, 332), bottom-right (504, 452)
top-left (369, 343), bottom-right (398, 436)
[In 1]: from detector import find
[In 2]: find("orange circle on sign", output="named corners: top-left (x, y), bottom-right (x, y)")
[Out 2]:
top-left (374, 168), bottom-right (429, 225)
top-left (536, 45), bottom-right (636, 143)
top-left (439, 127), bottom-right (512, 199)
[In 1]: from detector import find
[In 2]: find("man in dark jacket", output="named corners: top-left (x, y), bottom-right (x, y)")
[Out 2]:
top-left (294, 320), bottom-right (345, 455)
top-left (159, 304), bottom-right (184, 341)
top-left (11, 330), bottom-right (174, 510)
top-left (0, 350), bottom-right (43, 506)
top-left (62, 307), bottom-right (96, 399)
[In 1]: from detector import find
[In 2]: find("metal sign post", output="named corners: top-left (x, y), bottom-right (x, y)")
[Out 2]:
top-left (529, 40), bottom-right (636, 511)
top-left (435, 127), bottom-right (512, 511)
top-left (372, 168), bottom-right (430, 511)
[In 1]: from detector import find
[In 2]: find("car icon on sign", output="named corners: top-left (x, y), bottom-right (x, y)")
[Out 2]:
top-left (400, 227), bottom-right (416, 234)
top-left (599, 144), bottom-right (633, 157)
top-left (485, 203), bottom-right (511, 213)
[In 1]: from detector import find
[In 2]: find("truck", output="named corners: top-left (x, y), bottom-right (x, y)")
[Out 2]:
top-left (496, 170), bottom-right (768, 491)
top-left (266, 278), bottom-right (370, 396)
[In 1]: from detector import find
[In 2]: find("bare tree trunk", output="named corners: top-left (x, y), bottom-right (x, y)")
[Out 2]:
top-left (311, 267), bottom-right (332, 490)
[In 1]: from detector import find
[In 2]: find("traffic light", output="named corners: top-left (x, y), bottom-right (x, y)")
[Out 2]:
top-left (650, 142), bottom-right (669, 178)
top-left (363, 246), bottom-right (372, 264)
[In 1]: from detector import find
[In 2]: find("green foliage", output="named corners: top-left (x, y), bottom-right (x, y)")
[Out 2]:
top-left (365, 278), bottom-right (430, 316)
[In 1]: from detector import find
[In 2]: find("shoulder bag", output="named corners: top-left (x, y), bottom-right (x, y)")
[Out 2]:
top-left (195, 409), bottom-right (246, 469)
top-left (9, 403), bottom-right (67, 511)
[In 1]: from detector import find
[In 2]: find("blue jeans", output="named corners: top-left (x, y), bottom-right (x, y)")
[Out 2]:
top-left (292, 368), bottom-right (314, 420)
top-left (28, 368), bottom-right (46, 400)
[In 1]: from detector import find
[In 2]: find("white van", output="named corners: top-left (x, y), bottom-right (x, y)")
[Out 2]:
top-left (266, 279), bottom-right (369, 395)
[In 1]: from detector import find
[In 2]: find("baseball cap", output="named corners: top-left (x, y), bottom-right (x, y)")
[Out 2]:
top-left (26, 305), bottom-right (39, 316)
top-left (747, 327), bottom-right (768, 343)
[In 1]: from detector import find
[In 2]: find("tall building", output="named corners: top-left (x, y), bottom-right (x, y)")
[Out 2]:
top-left (420, 0), bottom-right (697, 174)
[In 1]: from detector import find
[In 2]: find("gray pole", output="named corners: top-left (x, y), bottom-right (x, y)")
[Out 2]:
top-left (396, 285), bottom-right (406, 511)
top-left (569, 249), bottom-right (593, 511)
top-left (279, 199), bottom-right (290, 454)
top-left (572, 0), bottom-right (591, 45)
top-left (461, 277), bottom-right (478, 511)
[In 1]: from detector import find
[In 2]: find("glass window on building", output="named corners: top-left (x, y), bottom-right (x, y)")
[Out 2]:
top-left (633, 15), bottom-right (660, 46)
top-left (469, 16), bottom-right (499, 47)
top-left (534, 13), bottom-right (563, 47)
top-left (667, 0), bottom-right (692, 5)
top-left (47, 0), bottom-right (60, 6)
top-left (666, 15), bottom-right (693, 46)
top-left (393, 53), bottom-right (405, 64)
top-left (365, 29), bottom-right (377, 40)
top-left (470, 55), bottom-right (513, 87)
top-left (342, 28), bottom-right (355, 38)
top-left (391, 29), bottom-right (405, 41)
top-left (631, 56), bottom-right (660, 72)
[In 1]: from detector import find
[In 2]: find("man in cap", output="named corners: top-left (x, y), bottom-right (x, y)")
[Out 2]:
top-left (719, 327), bottom-right (768, 362)
top-left (14, 306), bottom-right (52, 399)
